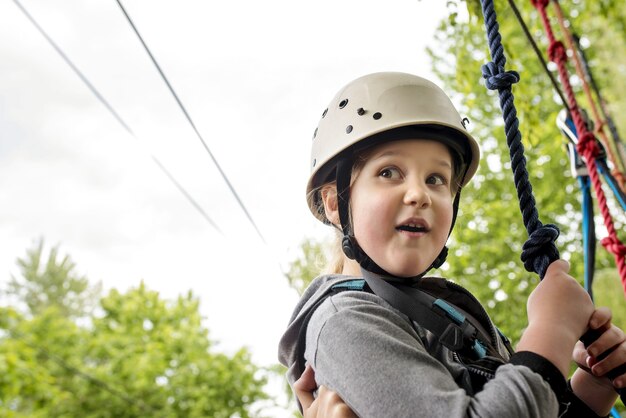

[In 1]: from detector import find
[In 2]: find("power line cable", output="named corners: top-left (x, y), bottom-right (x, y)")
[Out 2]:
top-left (115, 0), bottom-right (267, 244)
top-left (149, 156), bottom-right (221, 233)
top-left (12, 0), bottom-right (221, 234)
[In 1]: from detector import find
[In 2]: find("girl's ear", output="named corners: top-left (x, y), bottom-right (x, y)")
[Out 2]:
top-left (320, 184), bottom-right (340, 227)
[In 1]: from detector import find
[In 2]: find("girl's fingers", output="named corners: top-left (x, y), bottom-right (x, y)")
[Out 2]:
top-left (613, 374), bottom-right (626, 389)
top-left (587, 325), bottom-right (625, 359)
top-left (317, 386), bottom-right (358, 418)
top-left (296, 387), bottom-right (315, 413)
top-left (589, 307), bottom-right (612, 330)
top-left (573, 341), bottom-right (591, 371)
top-left (294, 367), bottom-right (357, 418)
top-left (294, 365), bottom-right (317, 411)
top-left (591, 340), bottom-right (626, 378)
top-left (303, 398), bottom-right (319, 418)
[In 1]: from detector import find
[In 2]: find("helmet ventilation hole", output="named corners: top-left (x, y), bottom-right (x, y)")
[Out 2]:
top-left (346, 125), bottom-right (353, 133)
top-left (312, 158), bottom-right (317, 167)
top-left (373, 112), bottom-right (382, 120)
top-left (357, 108), bottom-right (365, 115)
top-left (313, 128), bottom-right (318, 139)
top-left (339, 99), bottom-right (349, 109)
top-left (322, 108), bottom-right (328, 118)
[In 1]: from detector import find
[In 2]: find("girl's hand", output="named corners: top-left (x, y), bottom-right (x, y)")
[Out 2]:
top-left (526, 260), bottom-right (594, 340)
top-left (294, 365), bottom-right (357, 418)
top-left (574, 307), bottom-right (626, 388)
top-left (518, 260), bottom-right (595, 376)
top-left (570, 307), bottom-right (625, 416)
top-left (294, 365), bottom-right (317, 412)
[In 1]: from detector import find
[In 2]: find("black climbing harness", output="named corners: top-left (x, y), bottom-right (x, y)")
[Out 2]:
top-left (295, 272), bottom-right (514, 393)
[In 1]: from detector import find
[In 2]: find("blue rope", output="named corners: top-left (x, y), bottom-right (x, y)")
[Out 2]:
top-left (562, 112), bottom-right (626, 211)
top-left (578, 174), bottom-right (622, 418)
top-left (578, 175), bottom-right (595, 298)
top-left (566, 120), bottom-right (624, 413)
top-left (479, 0), bottom-right (559, 279)
top-left (598, 160), bottom-right (626, 211)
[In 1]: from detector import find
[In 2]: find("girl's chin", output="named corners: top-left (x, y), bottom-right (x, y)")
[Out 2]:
top-left (383, 264), bottom-right (432, 278)
top-left (366, 250), bottom-right (438, 277)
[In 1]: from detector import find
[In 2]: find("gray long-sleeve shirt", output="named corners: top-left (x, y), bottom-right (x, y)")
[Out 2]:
top-left (278, 274), bottom-right (593, 417)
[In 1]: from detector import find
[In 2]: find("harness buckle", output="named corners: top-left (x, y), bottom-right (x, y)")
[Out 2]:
top-left (433, 299), bottom-right (487, 358)
top-left (439, 323), bottom-right (465, 352)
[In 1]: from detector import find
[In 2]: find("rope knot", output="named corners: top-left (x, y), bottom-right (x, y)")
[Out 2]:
top-left (521, 224), bottom-right (560, 278)
top-left (601, 236), bottom-right (626, 257)
top-left (530, 0), bottom-right (549, 9)
top-left (548, 41), bottom-right (567, 63)
top-left (481, 62), bottom-right (520, 90)
top-left (576, 132), bottom-right (600, 159)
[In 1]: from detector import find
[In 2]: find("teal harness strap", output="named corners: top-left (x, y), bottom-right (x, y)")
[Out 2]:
top-left (331, 279), bottom-right (366, 291)
top-left (295, 279), bottom-right (368, 376)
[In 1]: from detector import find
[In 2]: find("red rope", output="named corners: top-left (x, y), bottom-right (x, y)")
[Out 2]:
top-left (552, 0), bottom-right (626, 193)
top-left (532, 0), bottom-right (626, 295)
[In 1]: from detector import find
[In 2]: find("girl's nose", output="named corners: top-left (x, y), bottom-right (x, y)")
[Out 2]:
top-left (403, 182), bottom-right (431, 208)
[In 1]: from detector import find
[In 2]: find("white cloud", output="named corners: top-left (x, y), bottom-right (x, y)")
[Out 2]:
top-left (1, 0), bottom-right (449, 414)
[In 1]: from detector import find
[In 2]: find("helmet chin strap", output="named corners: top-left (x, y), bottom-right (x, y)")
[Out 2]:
top-left (335, 158), bottom-right (453, 281)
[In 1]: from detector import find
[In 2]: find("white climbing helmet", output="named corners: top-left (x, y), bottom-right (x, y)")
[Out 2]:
top-left (306, 72), bottom-right (481, 222)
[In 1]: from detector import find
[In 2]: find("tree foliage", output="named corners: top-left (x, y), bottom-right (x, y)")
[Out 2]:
top-left (428, 0), bottom-right (626, 344)
top-left (6, 238), bottom-right (101, 319)
top-left (286, 0), bottom-right (626, 346)
top-left (0, 242), bottom-right (268, 417)
top-left (284, 239), bottom-right (329, 296)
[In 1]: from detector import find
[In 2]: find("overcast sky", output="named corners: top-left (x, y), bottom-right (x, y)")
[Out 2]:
top-left (1, 0), bottom-right (452, 413)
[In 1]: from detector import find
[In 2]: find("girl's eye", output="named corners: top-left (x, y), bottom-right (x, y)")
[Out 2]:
top-left (427, 174), bottom-right (447, 186)
top-left (379, 167), bottom-right (401, 179)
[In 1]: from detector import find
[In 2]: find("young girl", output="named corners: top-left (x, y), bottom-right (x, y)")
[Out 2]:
top-left (278, 72), bottom-right (626, 417)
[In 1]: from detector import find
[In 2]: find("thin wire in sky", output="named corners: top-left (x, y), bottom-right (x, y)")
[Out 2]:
top-left (12, 0), bottom-right (222, 234)
top-left (115, 0), bottom-right (267, 244)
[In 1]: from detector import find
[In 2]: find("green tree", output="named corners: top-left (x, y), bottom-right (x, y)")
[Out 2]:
top-left (280, 1), bottom-right (626, 414)
top-left (0, 245), bottom-right (269, 417)
top-left (284, 0), bottom-right (626, 352)
top-left (5, 238), bottom-right (101, 319)
top-left (75, 283), bottom-right (266, 417)
top-left (0, 305), bottom-right (88, 417)
top-left (428, 0), bottom-right (626, 343)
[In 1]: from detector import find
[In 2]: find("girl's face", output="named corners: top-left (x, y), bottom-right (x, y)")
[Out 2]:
top-left (350, 139), bottom-right (455, 277)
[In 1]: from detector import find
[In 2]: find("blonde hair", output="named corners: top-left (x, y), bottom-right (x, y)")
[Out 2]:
top-left (324, 229), bottom-right (346, 274)
top-left (307, 184), bottom-right (346, 274)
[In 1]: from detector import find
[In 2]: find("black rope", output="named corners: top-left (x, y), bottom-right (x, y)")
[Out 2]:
top-left (479, 0), bottom-right (560, 279)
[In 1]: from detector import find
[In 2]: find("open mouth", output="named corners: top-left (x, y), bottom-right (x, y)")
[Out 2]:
top-left (396, 223), bottom-right (429, 233)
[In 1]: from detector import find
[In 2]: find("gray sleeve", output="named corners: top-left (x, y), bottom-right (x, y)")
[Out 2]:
top-left (305, 292), bottom-right (559, 418)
